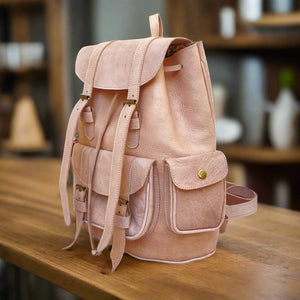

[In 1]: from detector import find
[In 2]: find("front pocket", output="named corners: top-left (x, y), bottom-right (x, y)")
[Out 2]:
top-left (165, 151), bottom-right (228, 234)
top-left (72, 143), bottom-right (155, 240)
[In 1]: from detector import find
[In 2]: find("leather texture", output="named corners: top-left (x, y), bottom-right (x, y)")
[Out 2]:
top-left (59, 13), bottom-right (258, 272)
top-left (75, 38), bottom-right (190, 90)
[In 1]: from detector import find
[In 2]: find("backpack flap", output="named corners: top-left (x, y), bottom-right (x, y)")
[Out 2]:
top-left (75, 38), bottom-right (191, 90)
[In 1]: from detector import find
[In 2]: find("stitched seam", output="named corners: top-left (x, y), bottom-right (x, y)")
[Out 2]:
top-left (127, 178), bottom-right (151, 240)
top-left (164, 163), bottom-right (172, 231)
top-left (146, 162), bottom-right (160, 236)
top-left (197, 42), bottom-right (216, 130)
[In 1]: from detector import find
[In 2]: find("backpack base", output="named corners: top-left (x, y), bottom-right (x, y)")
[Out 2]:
top-left (92, 225), bottom-right (219, 263)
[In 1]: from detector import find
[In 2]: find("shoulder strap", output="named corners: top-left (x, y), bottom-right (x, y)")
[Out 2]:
top-left (92, 37), bottom-right (157, 272)
top-left (59, 41), bottom-right (114, 226)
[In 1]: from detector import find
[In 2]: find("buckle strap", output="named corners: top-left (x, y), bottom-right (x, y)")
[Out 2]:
top-left (92, 38), bottom-right (157, 272)
top-left (59, 98), bottom-right (89, 225)
top-left (63, 185), bottom-right (87, 249)
top-left (82, 41), bottom-right (114, 97)
top-left (59, 41), bottom-right (114, 226)
top-left (92, 102), bottom-right (136, 256)
top-left (85, 92), bottom-right (120, 250)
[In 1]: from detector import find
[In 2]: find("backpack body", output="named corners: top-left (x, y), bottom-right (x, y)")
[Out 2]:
top-left (59, 14), bottom-right (257, 272)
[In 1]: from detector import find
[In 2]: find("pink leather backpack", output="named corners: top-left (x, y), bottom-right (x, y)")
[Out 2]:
top-left (59, 14), bottom-right (257, 273)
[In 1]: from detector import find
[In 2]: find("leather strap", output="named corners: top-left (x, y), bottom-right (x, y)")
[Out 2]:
top-left (164, 64), bottom-right (182, 72)
top-left (86, 91), bottom-right (120, 250)
top-left (82, 41), bottom-right (114, 98)
top-left (63, 188), bottom-right (87, 250)
top-left (149, 13), bottom-right (163, 37)
top-left (110, 201), bottom-right (128, 272)
top-left (59, 99), bottom-right (89, 226)
top-left (59, 41), bottom-right (113, 226)
top-left (92, 37), bottom-right (157, 273)
top-left (225, 182), bottom-right (257, 219)
top-left (62, 90), bottom-right (118, 249)
top-left (220, 182), bottom-right (257, 233)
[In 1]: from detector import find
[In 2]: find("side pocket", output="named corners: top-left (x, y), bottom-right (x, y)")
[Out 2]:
top-left (165, 151), bottom-right (228, 234)
top-left (72, 143), bottom-right (155, 240)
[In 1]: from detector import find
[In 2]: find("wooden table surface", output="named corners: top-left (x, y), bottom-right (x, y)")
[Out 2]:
top-left (0, 158), bottom-right (299, 300)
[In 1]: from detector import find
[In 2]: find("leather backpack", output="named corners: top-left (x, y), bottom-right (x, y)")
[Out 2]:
top-left (59, 14), bottom-right (257, 273)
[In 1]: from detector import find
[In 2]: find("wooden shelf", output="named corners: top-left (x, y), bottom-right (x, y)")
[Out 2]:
top-left (248, 12), bottom-right (300, 28)
top-left (0, 0), bottom-right (43, 5)
top-left (203, 34), bottom-right (300, 50)
top-left (0, 63), bottom-right (47, 74)
top-left (218, 144), bottom-right (300, 164)
top-left (0, 0), bottom-right (67, 154)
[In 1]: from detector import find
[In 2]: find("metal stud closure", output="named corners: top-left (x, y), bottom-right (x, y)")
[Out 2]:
top-left (198, 169), bottom-right (207, 179)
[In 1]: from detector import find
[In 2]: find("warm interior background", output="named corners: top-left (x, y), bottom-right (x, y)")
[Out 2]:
top-left (0, 0), bottom-right (299, 211)
top-left (0, 1), bottom-right (300, 299)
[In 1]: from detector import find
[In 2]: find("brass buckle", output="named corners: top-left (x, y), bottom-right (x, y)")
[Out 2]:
top-left (119, 198), bottom-right (131, 216)
top-left (123, 99), bottom-right (137, 105)
top-left (123, 99), bottom-right (139, 113)
top-left (75, 184), bottom-right (87, 192)
top-left (80, 94), bottom-right (90, 101)
top-left (80, 94), bottom-right (91, 107)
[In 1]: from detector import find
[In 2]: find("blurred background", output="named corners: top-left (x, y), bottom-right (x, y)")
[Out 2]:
top-left (0, 0), bottom-right (300, 197)
top-left (0, 0), bottom-right (300, 207)
top-left (0, 0), bottom-right (299, 298)
top-left (0, 0), bottom-right (299, 212)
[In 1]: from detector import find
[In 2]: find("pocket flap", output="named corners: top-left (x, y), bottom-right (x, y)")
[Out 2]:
top-left (165, 151), bottom-right (228, 190)
top-left (72, 144), bottom-right (154, 197)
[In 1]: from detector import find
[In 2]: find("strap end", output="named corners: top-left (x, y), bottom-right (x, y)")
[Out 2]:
top-left (64, 215), bottom-right (71, 226)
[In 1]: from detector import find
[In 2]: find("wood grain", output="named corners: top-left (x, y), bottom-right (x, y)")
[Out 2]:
top-left (0, 159), bottom-right (299, 299)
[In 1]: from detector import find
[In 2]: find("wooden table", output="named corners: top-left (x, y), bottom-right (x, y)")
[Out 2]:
top-left (0, 159), bottom-right (299, 299)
